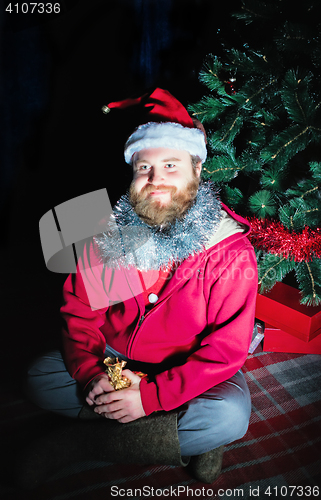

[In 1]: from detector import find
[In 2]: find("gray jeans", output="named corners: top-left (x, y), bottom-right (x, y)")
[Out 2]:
top-left (26, 346), bottom-right (251, 456)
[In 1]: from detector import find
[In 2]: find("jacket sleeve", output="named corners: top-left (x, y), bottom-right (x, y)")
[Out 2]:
top-left (60, 241), bottom-right (110, 389)
top-left (139, 237), bottom-right (258, 415)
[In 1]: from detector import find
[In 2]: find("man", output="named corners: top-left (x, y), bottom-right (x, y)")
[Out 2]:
top-left (24, 89), bottom-right (257, 486)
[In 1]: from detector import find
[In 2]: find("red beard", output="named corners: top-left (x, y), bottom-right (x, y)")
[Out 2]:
top-left (129, 176), bottom-right (200, 227)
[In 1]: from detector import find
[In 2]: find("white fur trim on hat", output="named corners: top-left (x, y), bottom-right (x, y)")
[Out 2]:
top-left (124, 122), bottom-right (207, 164)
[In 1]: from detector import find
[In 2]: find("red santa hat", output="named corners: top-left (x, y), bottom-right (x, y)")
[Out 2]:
top-left (102, 88), bottom-right (207, 164)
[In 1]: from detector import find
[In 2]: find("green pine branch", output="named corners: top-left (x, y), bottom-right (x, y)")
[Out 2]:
top-left (295, 259), bottom-right (321, 306)
top-left (260, 124), bottom-right (311, 165)
top-left (257, 252), bottom-right (296, 293)
top-left (249, 190), bottom-right (278, 218)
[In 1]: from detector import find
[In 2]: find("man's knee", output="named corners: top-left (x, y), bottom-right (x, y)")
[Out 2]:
top-left (25, 351), bottom-right (71, 408)
top-left (177, 378), bottom-right (251, 455)
top-left (26, 350), bottom-right (63, 384)
top-left (216, 380), bottom-right (251, 443)
top-left (202, 376), bottom-right (251, 443)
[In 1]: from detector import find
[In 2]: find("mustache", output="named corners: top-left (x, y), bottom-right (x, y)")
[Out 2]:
top-left (140, 184), bottom-right (178, 195)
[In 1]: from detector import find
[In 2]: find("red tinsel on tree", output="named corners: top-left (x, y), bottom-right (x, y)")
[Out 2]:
top-left (248, 218), bottom-right (321, 262)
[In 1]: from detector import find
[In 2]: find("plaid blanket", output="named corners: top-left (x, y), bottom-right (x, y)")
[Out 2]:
top-left (1, 350), bottom-right (320, 499)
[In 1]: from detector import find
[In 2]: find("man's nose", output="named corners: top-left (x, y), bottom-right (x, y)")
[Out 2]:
top-left (148, 167), bottom-right (165, 184)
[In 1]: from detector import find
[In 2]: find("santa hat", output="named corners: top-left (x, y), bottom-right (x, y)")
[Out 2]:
top-left (102, 88), bottom-right (207, 164)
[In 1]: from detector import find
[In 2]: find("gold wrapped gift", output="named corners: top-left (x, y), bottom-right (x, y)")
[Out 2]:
top-left (103, 357), bottom-right (131, 391)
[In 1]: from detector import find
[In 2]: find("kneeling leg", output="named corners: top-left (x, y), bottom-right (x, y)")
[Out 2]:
top-left (177, 370), bottom-right (251, 457)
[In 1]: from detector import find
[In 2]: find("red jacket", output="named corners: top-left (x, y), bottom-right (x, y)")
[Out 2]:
top-left (61, 204), bottom-right (257, 416)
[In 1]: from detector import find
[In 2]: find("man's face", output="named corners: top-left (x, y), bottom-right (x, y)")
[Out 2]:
top-left (129, 147), bottom-right (202, 227)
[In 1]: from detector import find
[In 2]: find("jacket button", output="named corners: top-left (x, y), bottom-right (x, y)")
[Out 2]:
top-left (148, 293), bottom-right (158, 304)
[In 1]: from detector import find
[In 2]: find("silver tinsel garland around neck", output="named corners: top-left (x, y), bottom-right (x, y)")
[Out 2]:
top-left (94, 182), bottom-right (222, 271)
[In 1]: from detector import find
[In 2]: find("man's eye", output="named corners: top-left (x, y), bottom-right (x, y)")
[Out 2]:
top-left (139, 165), bottom-right (150, 170)
top-left (165, 164), bottom-right (175, 168)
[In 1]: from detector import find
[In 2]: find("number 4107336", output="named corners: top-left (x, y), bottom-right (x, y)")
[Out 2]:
top-left (5, 3), bottom-right (61, 14)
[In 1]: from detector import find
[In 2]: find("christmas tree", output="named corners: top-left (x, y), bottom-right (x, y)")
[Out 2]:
top-left (189, 0), bottom-right (321, 306)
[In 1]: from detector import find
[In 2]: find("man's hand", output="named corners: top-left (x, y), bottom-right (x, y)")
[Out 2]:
top-left (86, 373), bottom-right (114, 407)
top-left (92, 370), bottom-right (146, 423)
